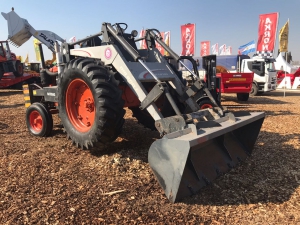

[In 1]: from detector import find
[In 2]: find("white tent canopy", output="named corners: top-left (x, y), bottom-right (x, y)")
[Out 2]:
top-left (274, 52), bottom-right (298, 74)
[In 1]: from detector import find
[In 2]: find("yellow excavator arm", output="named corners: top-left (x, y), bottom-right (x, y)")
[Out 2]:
top-left (45, 53), bottom-right (56, 66)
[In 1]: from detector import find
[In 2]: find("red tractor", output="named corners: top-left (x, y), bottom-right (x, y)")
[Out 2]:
top-left (0, 40), bottom-right (24, 80)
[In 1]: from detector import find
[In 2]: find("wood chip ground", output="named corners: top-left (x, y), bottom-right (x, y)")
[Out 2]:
top-left (0, 89), bottom-right (300, 224)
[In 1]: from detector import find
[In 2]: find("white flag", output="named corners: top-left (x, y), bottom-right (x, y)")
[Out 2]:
top-left (219, 44), bottom-right (226, 55)
top-left (226, 46), bottom-right (232, 55)
top-left (69, 36), bottom-right (76, 43)
top-left (139, 29), bottom-right (147, 49)
top-left (211, 43), bottom-right (218, 55)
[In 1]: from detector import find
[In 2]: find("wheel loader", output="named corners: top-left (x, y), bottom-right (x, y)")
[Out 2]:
top-left (2, 9), bottom-right (265, 203)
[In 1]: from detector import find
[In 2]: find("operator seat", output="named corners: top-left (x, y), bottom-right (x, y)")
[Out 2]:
top-left (80, 36), bottom-right (102, 48)
top-left (109, 32), bottom-right (139, 62)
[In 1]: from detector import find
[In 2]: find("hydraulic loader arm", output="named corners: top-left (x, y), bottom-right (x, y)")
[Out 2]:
top-left (1, 8), bottom-right (65, 53)
top-left (146, 29), bottom-right (223, 114)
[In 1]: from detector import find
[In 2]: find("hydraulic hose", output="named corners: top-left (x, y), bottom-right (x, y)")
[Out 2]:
top-left (148, 29), bottom-right (180, 62)
top-left (165, 88), bottom-right (182, 116)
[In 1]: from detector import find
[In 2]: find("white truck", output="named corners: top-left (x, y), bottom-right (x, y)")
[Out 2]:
top-left (240, 56), bottom-right (277, 96)
top-left (182, 55), bottom-right (277, 96)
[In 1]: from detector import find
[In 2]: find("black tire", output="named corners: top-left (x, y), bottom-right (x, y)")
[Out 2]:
top-left (236, 93), bottom-right (249, 101)
top-left (250, 83), bottom-right (258, 96)
top-left (129, 84), bottom-right (182, 130)
top-left (58, 58), bottom-right (125, 149)
top-left (13, 60), bottom-right (24, 77)
top-left (197, 98), bottom-right (214, 109)
top-left (26, 102), bottom-right (53, 137)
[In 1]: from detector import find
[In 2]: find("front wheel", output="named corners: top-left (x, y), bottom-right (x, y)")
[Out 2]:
top-left (58, 58), bottom-right (125, 149)
top-left (250, 83), bottom-right (258, 96)
top-left (236, 93), bottom-right (249, 101)
top-left (25, 103), bottom-right (53, 137)
top-left (197, 98), bottom-right (214, 109)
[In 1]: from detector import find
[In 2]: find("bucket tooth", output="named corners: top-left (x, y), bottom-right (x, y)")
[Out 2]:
top-left (148, 112), bottom-right (265, 203)
top-left (2, 10), bottom-right (33, 47)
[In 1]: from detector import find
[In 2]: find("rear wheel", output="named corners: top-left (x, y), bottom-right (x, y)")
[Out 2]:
top-left (13, 60), bottom-right (24, 77)
top-left (236, 93), bottom-right (249, 101)
top-left (58, 58), bottom-right (125, 149)
top-left (26, 102), bottom-right (53, 137)
top-left (197, 98), bottom-right (213, 109)
top-left (250, 83), bottom-right (258, 96)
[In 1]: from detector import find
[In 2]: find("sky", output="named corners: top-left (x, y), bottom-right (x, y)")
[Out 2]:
top-left (0, 0), bottom-right (299, 63)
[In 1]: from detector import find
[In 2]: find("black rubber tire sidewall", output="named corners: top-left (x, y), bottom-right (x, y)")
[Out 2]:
top-left (236, 93), bottom-right (250, 101)
top-left (26, 103), bottom-right (53, 137)
top-left (39, 103), bottom-right (53, 136)
top-left (197, 98), bottom-right (214, 109)
top-left (58, 58), bottom-right (125, 148)
top-left (250, 83), bottom-right (258, 96)
top-left (59, 68), bottom-right (99, 146)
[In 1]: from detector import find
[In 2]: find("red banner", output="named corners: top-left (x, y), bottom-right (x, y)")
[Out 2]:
top-left (200, 41), bottom-right (210, 56)
top-left (156, 32), bottom-right (165, 55)
top-left (140, 29), bottom-right (147, 49)
top-left (181, 24), bottom-right (195, 56)
top-left (257, 12), bottom-right (279, 52)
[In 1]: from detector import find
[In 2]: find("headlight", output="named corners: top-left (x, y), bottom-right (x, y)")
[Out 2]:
top-left (131, 30), bottom-right (138, 38)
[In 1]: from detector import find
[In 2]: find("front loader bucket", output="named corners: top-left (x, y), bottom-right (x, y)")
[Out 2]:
top-left (148, 112), bottom-right (265, 203)
top-left (1, 10), bottom-right (32, 47)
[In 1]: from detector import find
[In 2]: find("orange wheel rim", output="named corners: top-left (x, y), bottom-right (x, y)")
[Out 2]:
top-left (29, 110), bottom-right (43, 132)
top-left (66, 79), bottom-right (95, 132)
top-left (200, 103), bottom-right (213, 109)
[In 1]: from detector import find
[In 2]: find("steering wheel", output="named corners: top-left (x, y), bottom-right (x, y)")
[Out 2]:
top-left (113, 23), bottom-right (128, 34)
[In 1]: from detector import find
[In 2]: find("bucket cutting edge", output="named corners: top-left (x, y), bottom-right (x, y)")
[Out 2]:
top-left (148, 111), bottom-right (265, 203)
